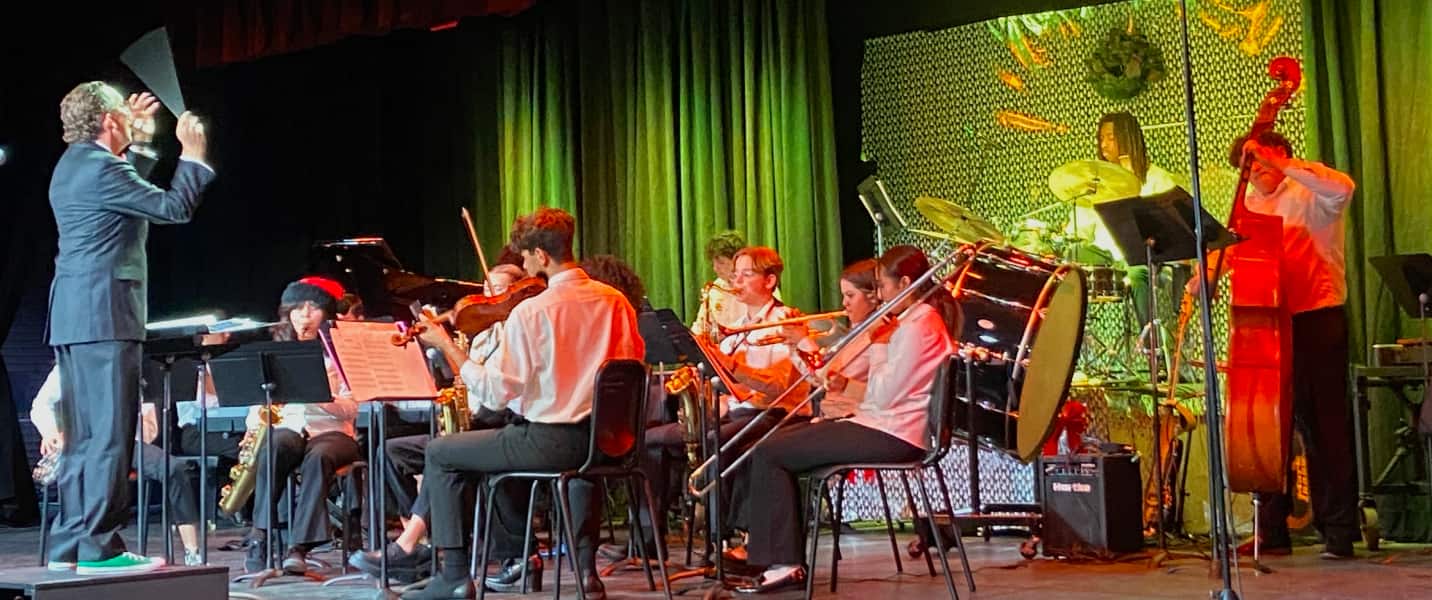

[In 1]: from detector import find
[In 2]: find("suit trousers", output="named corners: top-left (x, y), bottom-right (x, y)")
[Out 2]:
top-left (252, 429), bottom-right (361, 547)
top-left (1256, 306), bottom-right (1358, 547)
top-left (423, 421), bottom-right (601, 570)
top-left (735, 421), bottom-right (922, 567)
top-left (49, 341), bottom-right (141, 563)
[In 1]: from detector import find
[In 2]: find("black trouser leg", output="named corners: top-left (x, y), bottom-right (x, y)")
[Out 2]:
top-left (1256, 307), bottom-right (1356, 546)
top-left (423, 422), bottom-right (591, 566)
top-left (136, 442), bottom-right (199, 525)
top-left (287, 432), bottom-right (361, 547)
top-left (51, 341), bottom-right (140, 562)
top-left (741, 422), bottom-right (922, 568)
top-left (252, 429), bottom-right (307, 534)
top-left (384, 434), bottom-right (431, 518)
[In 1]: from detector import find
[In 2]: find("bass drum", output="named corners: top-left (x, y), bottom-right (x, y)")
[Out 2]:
top-left (948, 243), bottom-right (1088, 462)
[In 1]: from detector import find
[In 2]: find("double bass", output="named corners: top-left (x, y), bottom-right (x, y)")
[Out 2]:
top-left (1217, 56), bottom-right (1301, 494)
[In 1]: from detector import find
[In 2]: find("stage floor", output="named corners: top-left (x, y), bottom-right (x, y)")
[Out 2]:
top-left (2, 523), bottom-right (1429, 599)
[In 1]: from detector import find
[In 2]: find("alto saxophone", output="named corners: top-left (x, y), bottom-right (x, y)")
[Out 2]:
top-left (219, 405), bottom-right (282, 515)
top-left (666, 366), bottom-right (703, 480)
top-left (436, 331), bottom-right (472, 436)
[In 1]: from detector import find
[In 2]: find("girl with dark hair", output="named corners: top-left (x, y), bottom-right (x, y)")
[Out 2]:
top-left (731, 245), bottom-right (957, 593)
top-left (244, 276), bottom-right (361, 575)
top-left (780, 258), bottom-right (883, 419)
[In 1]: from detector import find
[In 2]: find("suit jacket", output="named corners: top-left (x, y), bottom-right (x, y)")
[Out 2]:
top-left (47, 143), bottom-right (215, 345)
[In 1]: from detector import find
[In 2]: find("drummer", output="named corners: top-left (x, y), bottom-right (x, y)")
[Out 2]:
top-left (1068, 111), bottom-right (1186, 327)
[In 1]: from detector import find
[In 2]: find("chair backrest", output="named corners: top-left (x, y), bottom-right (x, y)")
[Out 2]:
top-left (580, 358), bottom-right (649, 473)
top-left (922, 354), bottom-right (961, 466)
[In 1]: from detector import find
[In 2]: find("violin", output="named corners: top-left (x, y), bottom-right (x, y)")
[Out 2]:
top-left (390, 277), bottom-right (547, 346)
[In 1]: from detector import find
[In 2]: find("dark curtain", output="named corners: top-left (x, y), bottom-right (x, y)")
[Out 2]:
top-left (1304, 0), bottom-right (1432, 541)
top-left (169, 0), bottom-right (535, 68)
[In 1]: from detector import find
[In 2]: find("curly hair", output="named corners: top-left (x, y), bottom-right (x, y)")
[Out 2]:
top-left (510, 207), bottom-right (576, 262)
top-left (1228, 130), bottom-right (1294, 168)
top-left (733, 246), bottom-right (784, 282)
top-left (704, 230), bottom-right (747, 261)
top-left (581, 254), bottom-right (646, 308)
top-left (60, 82), bottom-right (126, 144)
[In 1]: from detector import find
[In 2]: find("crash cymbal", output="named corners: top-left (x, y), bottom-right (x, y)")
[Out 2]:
top-left (913, 196), bottom-right (1003, 244)
top-left (1048, 160), bottom-right (1141, 208)
top-left (907, 228), bottom-right (954, 241)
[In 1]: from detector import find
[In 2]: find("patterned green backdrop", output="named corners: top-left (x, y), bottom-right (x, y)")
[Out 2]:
top-left (858, 0), bottom-right (1305, 533)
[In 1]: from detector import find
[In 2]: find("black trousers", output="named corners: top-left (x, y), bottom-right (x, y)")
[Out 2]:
top-left (252, 429), bottom-right (361, 547)
top-left (134, 426), bottom-right (241, 525)
top-left (49, 341), bottom-right (140, 563)
top-left (636, 407), bottom-right (787, 547)
top-left (735, 421), bottom-right (922, 567)
top-left (1256, 306), bottom-right (1358, 547)
top-left (423, 421), bottom-right (601, 570)
top-left (383, 408), bottom-right (523, 520)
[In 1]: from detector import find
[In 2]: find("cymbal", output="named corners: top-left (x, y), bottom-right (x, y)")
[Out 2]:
top-left (913, 196), bottom-right (1003, 244)
top-left (1047, 160), bottom-right (1141, 207)
top-left (907, 228), bottom-right (954, 241)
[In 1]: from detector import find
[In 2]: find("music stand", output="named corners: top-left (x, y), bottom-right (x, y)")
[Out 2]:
top-left (857, 175), bottom-right (908, 255)
top-left (1369, 254), bottom-right (1432, 439)
top-left (209, 340), bottom-right (332, 588)
top-left (1094, 187), bottom-right (1235, 553)
top-left (137, 354), bottom-right (198, 563)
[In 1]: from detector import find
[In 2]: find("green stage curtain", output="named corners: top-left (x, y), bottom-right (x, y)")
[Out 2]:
top-left (1304, 0), bottom-right (1432, 541)
top-left (480, 0), bottom-right (843, 319)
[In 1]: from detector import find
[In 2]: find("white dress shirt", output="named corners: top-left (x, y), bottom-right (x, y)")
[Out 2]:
top-left (461, 268), bottom-right (644, 424)
top-left (245, 355), bottom-right (358, 438)
top-left (793, 327), bottom-right (871, 418)
top-left (1243, 158), bottom-right (1355, 314)
top-left (30, 365), bottom-right (157, 443)
top-left (848, 302), bottom-right (956, 450)
top-left (719, 301), bottom-right (809, 413)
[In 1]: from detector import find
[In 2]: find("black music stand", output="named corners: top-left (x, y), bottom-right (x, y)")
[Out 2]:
top-left (209, 340), bottom-right (331, 588)
top-left (857, 175), bottom-right (908, 255)
top-left (1095, 187), bottom-right (1234, 554)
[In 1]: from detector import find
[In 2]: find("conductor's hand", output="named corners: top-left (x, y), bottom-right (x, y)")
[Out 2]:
top-left (127, 93), bottom-right (160, 145)
top-left (176, 111), bottom-right (208, 164)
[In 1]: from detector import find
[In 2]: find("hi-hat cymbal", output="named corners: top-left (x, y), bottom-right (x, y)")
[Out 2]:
top-left (1048, 160), bottom-right (1141, 207)
top-left (913, 196), bottom-right (1003, 244)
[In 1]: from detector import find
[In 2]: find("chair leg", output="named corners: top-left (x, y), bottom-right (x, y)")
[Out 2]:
top-left (875, 471), bottom-right (904, 573)
top-left (934, 464), bottom-right (975, 593)
top-left (803, 478), bottom-right (823, 600)
top-left (340, 473), bottom-right (352, 575)
top-left (635, 472), bottom-right (675, 600)
top-left (477, 478), bottom-right (501, 600)
top-left (831, 475), bottom-right (846, 593)
top-left (520, 480), bottom-right (540, 594)
top-left (915, 475), bottom-right (960, 600)
top-left (682, 494), bottom-right (695, 566)
top-left (899, 471), bottom-right (936, 576)
top-left (623, 479), bottom-right (656, 591)
top-left (38, 483), bottom-right (51, 566)
top-left (549, 481), bottom-right (563, 600)
top-left (555, 478), bottom-right (588, 600)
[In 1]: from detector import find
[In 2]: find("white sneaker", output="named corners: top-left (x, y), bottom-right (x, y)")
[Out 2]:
top-left (47, 560), bottom-right (75, 571)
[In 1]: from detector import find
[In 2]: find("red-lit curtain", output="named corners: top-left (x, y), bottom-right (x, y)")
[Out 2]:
top-left (171, 0), bottom-right (535, 67)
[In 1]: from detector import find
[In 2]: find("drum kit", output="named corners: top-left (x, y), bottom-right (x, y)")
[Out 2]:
top-left (904, 159), bottom-right (1157, 460)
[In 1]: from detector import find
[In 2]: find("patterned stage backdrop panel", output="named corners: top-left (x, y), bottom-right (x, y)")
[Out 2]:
top-left (846, 0), bottom-right (1304, 524)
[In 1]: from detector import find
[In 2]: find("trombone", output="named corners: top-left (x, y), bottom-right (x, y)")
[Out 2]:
top-left (715, 310), bottom-right (847, 338)
top-left (686, 242), bottom-right (966, 497)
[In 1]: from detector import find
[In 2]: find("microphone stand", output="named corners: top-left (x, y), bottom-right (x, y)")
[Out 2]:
top-left (1176, 1), bottom-right (1237, 596)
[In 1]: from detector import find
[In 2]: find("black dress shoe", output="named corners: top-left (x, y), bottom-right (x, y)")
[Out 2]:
top-left (581, 574), bottom-right (606, 600)
top-left (400, 575), bottom-right (476, 600)
top-left (483, 555), bottom-right (543, 593)
top-left (351, 542), bottom-right (432, 580)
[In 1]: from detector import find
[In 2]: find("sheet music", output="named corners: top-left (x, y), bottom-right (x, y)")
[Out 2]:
top-left (324, 321), bottom-right (438, 403)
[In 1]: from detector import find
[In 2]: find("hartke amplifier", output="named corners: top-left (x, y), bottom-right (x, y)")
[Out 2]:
top-left (1039, 453), bottom-right (1143, 558)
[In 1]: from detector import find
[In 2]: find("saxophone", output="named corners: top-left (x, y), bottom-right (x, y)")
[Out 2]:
top-left (219, 405), bottom-right (282, 515)
top-left (436, 331), bottom-right (472, 435)
top-left (666, 365), bottom-right (703, 478)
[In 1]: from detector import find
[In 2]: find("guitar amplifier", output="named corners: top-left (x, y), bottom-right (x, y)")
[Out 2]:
top-left (1039, 453), bottom-right (1143, 558)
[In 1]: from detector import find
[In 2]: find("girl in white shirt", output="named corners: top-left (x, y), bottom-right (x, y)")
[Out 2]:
top-left (731, 245), bottom-right (959, 593)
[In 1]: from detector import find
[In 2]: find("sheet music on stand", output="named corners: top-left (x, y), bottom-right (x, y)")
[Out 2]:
top-left (323, 320), bottom-right (439, 403)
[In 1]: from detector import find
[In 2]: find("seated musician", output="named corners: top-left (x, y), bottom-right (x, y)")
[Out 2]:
top-left (729, 245), bottom-right (960, 592)
top-left (405, 207), bottom-right (644, 600)
top-left (691, 230), bottom-right (746, 341)
top-left (350, 263), bottom-right (529, 581)
top-left (785, 258), bottom-right (882, 421)
top-left (243, 276), bottom-right (361, 575)
top-left (1200, 131), bottom-right (1357, 559)
top-left (635, 245), bottom-right (809, 558)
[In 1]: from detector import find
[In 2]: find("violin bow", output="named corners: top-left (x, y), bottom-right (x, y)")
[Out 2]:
top-left (460, 208), bottom-right (492, 280)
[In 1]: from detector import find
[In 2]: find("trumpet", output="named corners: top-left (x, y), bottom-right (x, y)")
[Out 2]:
top-left (716, 310), bottom-right (847, 339)
top-left (687, 243), bottom-right (965, 498)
